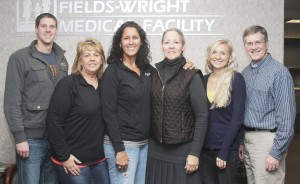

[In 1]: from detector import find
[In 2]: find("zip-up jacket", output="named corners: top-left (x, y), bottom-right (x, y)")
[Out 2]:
top-left (151, 60), bottom-right (200, 144)
top-left (100, 60), bottom-right (153, 153)
top-left (4, 40), bottom-right (68, 144)
top-left (47, 74), bottom-right (105, 164)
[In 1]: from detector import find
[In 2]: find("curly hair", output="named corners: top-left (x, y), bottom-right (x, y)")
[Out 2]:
top-left (107, 21), bottom-right (151, 67)
top-left (205, 39), bottom-right (237, 108)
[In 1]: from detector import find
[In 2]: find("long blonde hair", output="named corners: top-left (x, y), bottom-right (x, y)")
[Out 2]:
top-left (205, 39), bottom-right (237, 108)
top-left (71, 38), bottom-right (106, 79)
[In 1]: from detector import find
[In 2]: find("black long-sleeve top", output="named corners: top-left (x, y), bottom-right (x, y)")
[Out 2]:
top-left (162, 58), bottom-right (208, 157)
top-left (149, 58), bottom-right (208, 162)
top-left (46, 74), bottom-right (105, 164)
top-left (100, 60), bottom-right (153, 153)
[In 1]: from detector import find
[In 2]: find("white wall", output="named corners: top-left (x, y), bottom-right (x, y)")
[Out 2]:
top-left (0, 0), bottom-right (284, 163)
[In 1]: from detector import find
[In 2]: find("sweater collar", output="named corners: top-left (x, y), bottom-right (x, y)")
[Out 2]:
top-left (156, 56), bottom-right (186, 70)
top-left (163, 56), bottom-right (186, 67)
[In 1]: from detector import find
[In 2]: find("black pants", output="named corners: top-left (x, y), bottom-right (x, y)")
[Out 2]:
top-left (200, 149), bottom-right (240, 184)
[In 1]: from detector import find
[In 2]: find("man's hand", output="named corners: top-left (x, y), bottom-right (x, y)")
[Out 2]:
top-left (116, 151), bottom-right (128, 171)
top-left (265, 154), bottom-right (279, 172)
top-left (185, 155), bottom-right (199, 174)
top-left (63, 154), bottom-right (82, 176)
top-left (239, 145), bottom-right (245, 162)
top-left (16, 141), bottom-right (29, 158)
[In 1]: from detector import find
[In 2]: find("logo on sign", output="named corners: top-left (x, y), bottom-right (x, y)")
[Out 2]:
top-left (17, 0), bottom-right (56, 32)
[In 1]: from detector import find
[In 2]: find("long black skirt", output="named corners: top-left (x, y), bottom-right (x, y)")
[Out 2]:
top-left (145, 138), bottom-right (202, 184)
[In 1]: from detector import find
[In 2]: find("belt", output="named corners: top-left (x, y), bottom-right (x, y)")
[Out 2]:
top-left (203, 148), bottom-right (219, 153)
top-left (244, 126), bottom-right (277, 133)
top-left (204, 148), bottom-right (219, 151)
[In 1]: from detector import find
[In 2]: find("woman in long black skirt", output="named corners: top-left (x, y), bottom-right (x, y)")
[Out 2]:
top-left (146, 28), bottom-right (208, 184)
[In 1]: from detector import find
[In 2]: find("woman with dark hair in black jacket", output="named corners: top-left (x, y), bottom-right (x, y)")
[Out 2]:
top-left (100, 21), bottom-right (153, 184)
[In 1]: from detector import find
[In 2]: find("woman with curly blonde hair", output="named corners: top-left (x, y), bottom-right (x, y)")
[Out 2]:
top-left (200, 39), bottom-right (246, 184)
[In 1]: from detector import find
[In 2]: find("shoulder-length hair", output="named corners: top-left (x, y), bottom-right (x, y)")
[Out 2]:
top-left (71, 38), bottom-right (106, 79)
top-left (205, 39), bottom-right (237, 108)
top-left (107, 21), bottom-right (151, 67)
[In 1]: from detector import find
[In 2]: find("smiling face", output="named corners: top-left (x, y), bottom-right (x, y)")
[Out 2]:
top-left (244, 32), bottom-right (269, 64)
top-left (120, 27), bottom-right (141, 60)
top-left (79, 50), bottom-right (103, 76)
top-left (209, 43), bottom-right (230, 72)
top-left (162, 30), bottom-right (185, 61)
top-left (35, 17), bottom-right (57, 46)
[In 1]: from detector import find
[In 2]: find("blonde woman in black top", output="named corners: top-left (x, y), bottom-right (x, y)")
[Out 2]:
top-left (47, 38), bottom-right (109, 184)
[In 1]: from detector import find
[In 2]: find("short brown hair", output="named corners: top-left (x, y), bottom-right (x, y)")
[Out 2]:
top-left (243, 25), bottom-right (268, 43)
top-left (35, 13), bottom-right (57, 28)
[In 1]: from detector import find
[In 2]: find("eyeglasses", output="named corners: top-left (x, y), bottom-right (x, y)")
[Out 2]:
top-left (245, 40), bottom-right (265, 48)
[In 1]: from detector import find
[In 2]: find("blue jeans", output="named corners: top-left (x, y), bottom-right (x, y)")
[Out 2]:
top-left (200, 149), bottom-right (240, 184)
top-left (104, 143), bottom-right (148, 184)
top-left (53, 160), bottom-right (110, 184)
top-left (16, 138), bottom-right (58, 184)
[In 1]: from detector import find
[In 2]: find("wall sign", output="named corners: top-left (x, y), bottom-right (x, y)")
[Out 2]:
top-left (17, 0), bottom-right (224, 36)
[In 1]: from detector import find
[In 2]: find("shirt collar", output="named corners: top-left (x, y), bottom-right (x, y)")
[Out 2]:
top-left (251, 53), bottom-right (270, 69)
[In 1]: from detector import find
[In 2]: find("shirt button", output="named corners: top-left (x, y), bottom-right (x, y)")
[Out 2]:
top-left (37, 106), bottom-right (41, 109)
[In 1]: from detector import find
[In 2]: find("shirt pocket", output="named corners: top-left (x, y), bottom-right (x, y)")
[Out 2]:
top-left (30, 64), bottom-right (48, 82)
top-left (27, 102), bottom-right (49, 111)
top-left (24, 102), bottom-right (49, 127)
top-left (58, 62), bottom-right (68, 74)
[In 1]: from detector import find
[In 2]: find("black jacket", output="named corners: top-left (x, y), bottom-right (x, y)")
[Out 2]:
top-left (47, 74), bottom-right (105, 164)
top-left (100, 60), bottom-right (153, 152)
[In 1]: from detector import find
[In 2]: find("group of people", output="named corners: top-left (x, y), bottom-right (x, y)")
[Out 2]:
top-left (3, 13), bottom-right (296, 184)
